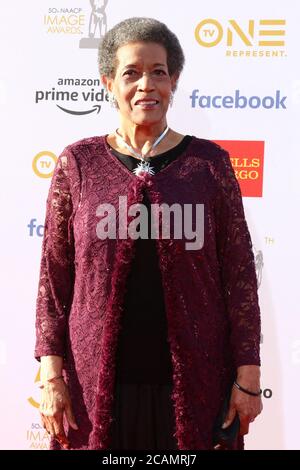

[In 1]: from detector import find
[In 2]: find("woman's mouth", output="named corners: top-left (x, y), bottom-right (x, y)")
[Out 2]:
top-left (135, 99), bottom-right (159, 109)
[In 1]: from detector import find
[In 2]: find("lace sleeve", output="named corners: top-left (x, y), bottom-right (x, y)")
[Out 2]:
top-left (34, 147), bottom-right (80, 362)
top-left (213, 148), bottom-right (261, 368)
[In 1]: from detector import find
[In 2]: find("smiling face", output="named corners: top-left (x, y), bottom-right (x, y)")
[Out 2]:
top-left (103, 41), bottom-right (178, 127)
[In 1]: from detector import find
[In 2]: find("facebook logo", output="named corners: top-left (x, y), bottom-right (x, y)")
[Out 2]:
top-left (190, 89), bottom-right (287, 109)
top-left (28, 219), bottom-right (44, 237)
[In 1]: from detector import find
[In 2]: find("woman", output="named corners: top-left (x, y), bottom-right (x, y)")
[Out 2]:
top-left (35, 17), bottom-right (262, 450)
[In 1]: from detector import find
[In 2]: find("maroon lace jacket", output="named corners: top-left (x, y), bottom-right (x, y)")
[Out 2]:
top-left (34, 135), bottom-right (261, 450)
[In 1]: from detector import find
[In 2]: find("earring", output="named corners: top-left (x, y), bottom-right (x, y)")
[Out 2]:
top-left (169, 91), bottom-right (174, 107)
top-left (108, 93), bottom-right (118, 108)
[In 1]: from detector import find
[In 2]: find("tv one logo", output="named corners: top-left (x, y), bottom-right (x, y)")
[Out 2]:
top-left (32, 151), bottom-right (57, 178)
top-left (195, 19), bottom-right (286, 57)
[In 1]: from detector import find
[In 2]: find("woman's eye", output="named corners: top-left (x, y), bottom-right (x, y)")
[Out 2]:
top-left (123, 70), bottom-right (137, 76)
top-left (122, 69), bottom-right (167, 78)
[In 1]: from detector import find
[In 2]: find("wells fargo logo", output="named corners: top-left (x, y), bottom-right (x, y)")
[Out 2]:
top-left (213, 140), bottom-right (264, 197)
top-left (195, 19), bottom-right (286, 57)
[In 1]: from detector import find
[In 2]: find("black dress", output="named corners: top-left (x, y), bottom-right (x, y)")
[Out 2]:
top-left (107, 135), bottom-right (193, 450)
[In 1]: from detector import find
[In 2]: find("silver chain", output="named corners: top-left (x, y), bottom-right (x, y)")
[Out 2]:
top-left (114, 126), bottom-right (170, 162)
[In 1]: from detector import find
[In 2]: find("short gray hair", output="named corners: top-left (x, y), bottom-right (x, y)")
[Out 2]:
top-left (98, 17), bottom-right (185, 82)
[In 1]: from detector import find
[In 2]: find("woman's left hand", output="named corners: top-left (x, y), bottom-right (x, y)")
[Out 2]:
top-left (222, 365), bottom-right (263, 435)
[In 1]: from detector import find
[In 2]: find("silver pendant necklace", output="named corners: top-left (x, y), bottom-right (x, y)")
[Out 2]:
top-left (114, 126), bottom-right (170, 177)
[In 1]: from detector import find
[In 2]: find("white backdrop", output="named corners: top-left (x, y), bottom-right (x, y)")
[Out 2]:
top-left (0, 0), bottom-right (299, 450)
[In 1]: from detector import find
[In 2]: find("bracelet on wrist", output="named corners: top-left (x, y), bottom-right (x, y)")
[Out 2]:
top-left (233, 380), bottom-right (262, 397)
top-left (39, 375), bottom-right (64, 389)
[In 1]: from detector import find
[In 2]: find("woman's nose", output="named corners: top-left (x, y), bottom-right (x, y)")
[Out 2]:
top-left (137, 72), bottom-right (155, 91)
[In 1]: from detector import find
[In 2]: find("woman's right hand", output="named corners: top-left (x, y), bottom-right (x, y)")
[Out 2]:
top-left (40, 377), bottom-right (78, 449)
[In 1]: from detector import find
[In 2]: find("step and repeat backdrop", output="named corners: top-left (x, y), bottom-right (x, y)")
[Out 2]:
top-left (0, 0), bottom-right (299, 450)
